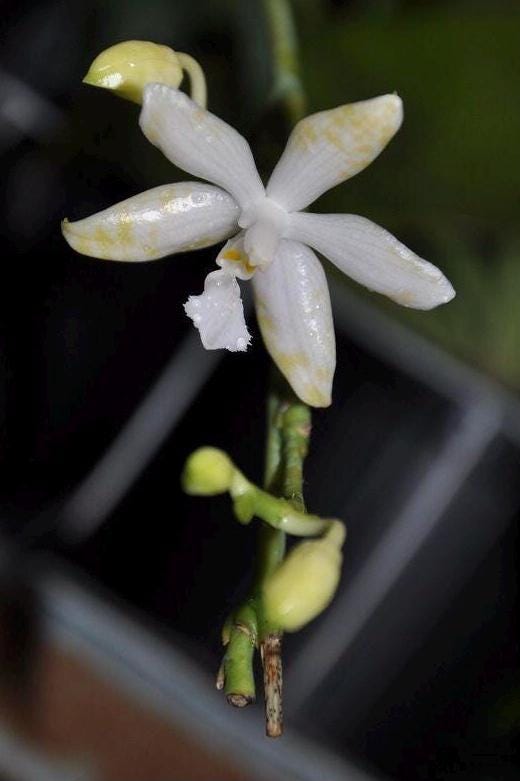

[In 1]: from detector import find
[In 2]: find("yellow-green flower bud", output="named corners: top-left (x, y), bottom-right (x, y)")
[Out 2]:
top-left (263, 522), bottom-right (346, 632)
top-left (83, 41), bottom-right (184, 104)
top-left (182, 447), bottom-right (234, 496)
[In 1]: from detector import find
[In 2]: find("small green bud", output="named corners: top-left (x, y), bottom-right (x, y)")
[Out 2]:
top-left (263, 522), bottom-right (345, 632)
top-left (182, 447), bottom-right (234, 496)
top-left (83, 40), bottom-right (184, 104)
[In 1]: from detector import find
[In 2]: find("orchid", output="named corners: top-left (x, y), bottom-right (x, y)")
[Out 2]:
top-left (62, 85), bottom-right (454, 407)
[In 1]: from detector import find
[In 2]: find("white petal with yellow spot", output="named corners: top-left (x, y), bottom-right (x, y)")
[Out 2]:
top-left (62, 182), bottom-right (239, 261)
top-left (253, 240), bottom-right (336, 408)
top-left (266, 94), bottom-right (403, 211)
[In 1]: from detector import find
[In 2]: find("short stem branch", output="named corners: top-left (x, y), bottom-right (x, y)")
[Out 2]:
top-left (222, 601), bottom-right (257, 707)
top-left (224, 626), bottom-right (255, 707)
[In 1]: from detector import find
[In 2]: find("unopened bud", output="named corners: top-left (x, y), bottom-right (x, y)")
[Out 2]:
top-left (83, 41), bottom-right (184, 104)
top-left (182, 447), bottom-right (234, 496)
top-left (263, 521), bottom-right (345, 632)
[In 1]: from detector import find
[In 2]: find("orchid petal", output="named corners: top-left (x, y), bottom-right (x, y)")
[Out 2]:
top-left (253, 240), bottom-right (335, 407)
top-left (289, 212), bottom-right (455, 309)
top-left (267, 94), bottom-right (402, 211)
top-left (140, 84), bottom-right (265, 208)
top-left (62, 182), bottom-right (239, 261)
top-left (184, 269), bottom-right (251, 352)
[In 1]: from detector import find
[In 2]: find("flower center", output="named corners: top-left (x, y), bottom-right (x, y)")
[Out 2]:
top-left (238, 197), bottom-right (289, 269)
top-left (238, 196), bottom-right (288, 232)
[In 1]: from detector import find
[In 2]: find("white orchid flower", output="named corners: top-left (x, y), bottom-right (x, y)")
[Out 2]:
top-left (63, 85), bottom-right (454, 407)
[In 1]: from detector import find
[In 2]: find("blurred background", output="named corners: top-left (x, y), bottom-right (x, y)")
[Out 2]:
top-left (0, 0), bottom-right (519, 779)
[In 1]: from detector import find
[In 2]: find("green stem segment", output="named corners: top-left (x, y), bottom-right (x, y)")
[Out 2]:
top-left (255, 382), bottom-right (286, 588)
top-left (281, 402), bottom-right (311, 512)
top-left (262, 0), bottom-right (306, 125)
top-left (258, 375), bottom-right (312, 737)
top-left (223, 602), bottom-right (257, 706)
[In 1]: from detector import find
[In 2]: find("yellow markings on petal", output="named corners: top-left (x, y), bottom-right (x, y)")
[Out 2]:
top-left (273, 352), bottom-right (310, 374)
top-left (222, 247), bottom-right (256, 276)
top-left (255, 307), bottom-right (275, 337)
top-left (389, 289), bottom-right (416, 307)
top-left (256, 305), bottom-right (331, 407)
top-left (300, 384), bottom-right (331, 408)
top-left (253, 241), bottom-right (335, 407)
top-left (63, 183), bottom-right (240, 263)
top-left (267, 94), bottom-right (403, 210)
top-left (115, 210), bottom-right (135, 244)
top-left (62, 215), bottom-right (139, 260)
top-left (216, 234), bottom-right (257, 280)
top-left (223, 248), bottom-right (241, 261)
top-left (256, 308), bottom-right (310, 372)
top-left (293, 95), bottom-right (403, 180)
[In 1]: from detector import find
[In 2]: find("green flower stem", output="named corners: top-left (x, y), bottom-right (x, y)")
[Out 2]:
top-left (253, 377), bottom-right (314, 593)
top-left (257, 377), bottom-right (312, 737)
top-left (265, 387), bottom-right (284, 491)
top-left (262, 0), bottom-right (306, 125)
top-left (281, 402), bottom-right (311, 512)
top-left (256, 385), bottom-right (287, 588)
top-left (241, 488), bottom-right (329, 536)
top-left (229, 468), bottom-right (330, 536)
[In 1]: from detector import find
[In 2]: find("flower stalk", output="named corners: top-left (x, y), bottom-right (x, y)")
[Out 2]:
top-left (262, 0), bottom-right (306, 125)
top-left (257, 378), bottom-right (313, 736)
